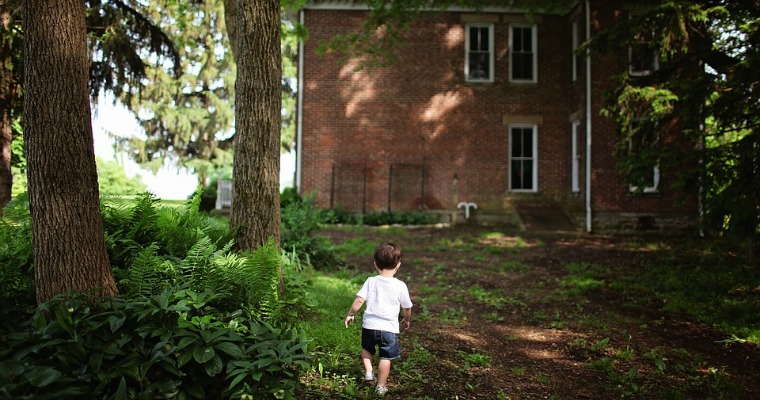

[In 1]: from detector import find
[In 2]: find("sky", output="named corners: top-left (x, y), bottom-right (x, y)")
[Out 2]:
top-left (91, 94), bottom-right (296, 200)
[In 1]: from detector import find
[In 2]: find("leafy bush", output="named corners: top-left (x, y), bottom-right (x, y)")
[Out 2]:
top-left (361, 211), bottom-right (441, 226)
top-left (0, 289), bottom-right (311, 400)
top-left (101, 192), bottom-right (235, 271)
top-left (198, 179), bottom-right (218, 212)
top-left (319, 208), bottom-right (357, 224)
top-left (96, 157), bottom-right (148, 196)
top-left (281, 194), bottom-right (342, 270)
top-left (280, 187), bottom-right (302, 208)
top-left (1, 191), bottom-right (317, 398)
top-left (0, 194), bottom-right (34, 332)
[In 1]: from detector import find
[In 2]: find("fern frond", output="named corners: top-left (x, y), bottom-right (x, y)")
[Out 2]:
top-left (118, 244), bottom-right (167, 298)
top-left (240, 239), bottom-right (283, 320)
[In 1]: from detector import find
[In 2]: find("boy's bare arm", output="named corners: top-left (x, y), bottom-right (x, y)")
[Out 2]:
top-left (401, 307), bottom-right (412, 331)
top-left (344, 296), bottom-right (365, 328)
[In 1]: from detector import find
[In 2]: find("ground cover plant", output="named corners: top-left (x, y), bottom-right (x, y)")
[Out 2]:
top-left (298, 225), bottom-right (760, 399)
top-left (0, 193), bottom-right (312, 399)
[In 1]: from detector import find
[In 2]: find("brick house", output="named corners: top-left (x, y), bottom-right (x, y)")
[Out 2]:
top-left (294, 1), bottom-right (699, 233)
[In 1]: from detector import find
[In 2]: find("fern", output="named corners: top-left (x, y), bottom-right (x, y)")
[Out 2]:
top-left (242, 240), bottom-right (283, 320)
top-left (115, 244), bottom-right (169, 298)
top-left (179, 236), bottom-right (218, 291)
top-left (126, 193), bottom-right (161, 245)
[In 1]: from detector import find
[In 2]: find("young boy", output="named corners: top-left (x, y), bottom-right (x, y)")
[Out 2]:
top-left (345, 242), bottom-right (413, 395)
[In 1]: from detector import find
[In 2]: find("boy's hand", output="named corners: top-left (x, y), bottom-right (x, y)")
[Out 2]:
top-left (344, 314), bottom-right (355, 328)
top-left (401, 317), bottom-right (411, 332)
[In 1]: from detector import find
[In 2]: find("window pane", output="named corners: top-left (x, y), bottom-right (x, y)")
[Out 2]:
top-left (513, 28), bottom-right (523, 52)
top-left (522, 161), bottom-right (534, 190)
top-left (521, 128), bottom-right (533, 157)
top-left (469, 26), bottom-right (478, 50)
top-left (479, 27), bottom-right (489, 51)
top-left (468, 53), bottom-right (490, 79)
top-left (630, 45), bottom-right (655, 73)
top-left (511, 160), bottom-right (522, 189)
top-left (511, 129), bottom-right (523, 157)
top-left (513, 54), bottom-right (533, 80)
top-left (522, 28), bottom-right (532, 52)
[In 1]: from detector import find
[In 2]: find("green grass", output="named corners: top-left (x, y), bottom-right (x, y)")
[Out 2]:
top-left (332, 237), bottom-right (377, 257)
top-left (302, 274), bottom-right (362, 372)
top-left (460, 350), bottom-right (492, 368)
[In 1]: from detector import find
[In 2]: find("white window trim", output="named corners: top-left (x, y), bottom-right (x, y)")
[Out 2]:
top-left (571, 120), bottom-right (580, 192)
top-left (508, 124), bottom-right (538, 192)
top-left (508, 23), bottom-right (537, 83)
top-left (628, 117), bottom-right (660, 193)
top-left (628, 45), bottom-right (659, 76)
top-left (465, 23), bottom-right (495, 83)
top-left (629, 165), bottom-right (660, 193)
top-left (628, 13), bottom-right (659, 76)
top-left (571, 21), bottom-right (579, 82)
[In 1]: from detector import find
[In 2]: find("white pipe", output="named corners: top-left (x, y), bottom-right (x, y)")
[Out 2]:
top-left (457, 202), bottom-right (478, 220)
top-left (585, 0), bottom-right (593, 232)
top-left (295, 9), bottom-right (305, 192)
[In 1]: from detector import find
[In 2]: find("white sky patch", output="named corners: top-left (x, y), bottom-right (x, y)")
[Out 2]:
top-left (92, 93), bottom-right (297, 200)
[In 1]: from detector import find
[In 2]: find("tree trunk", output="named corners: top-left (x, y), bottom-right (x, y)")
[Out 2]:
top-left (222, 0), bottom-right (238, 61)
top-left (229, 0), bottom-right (281, 250)
top-left (23, 0), bottom-right (118, 303)
top-left (0, 5), bottom-right (14, 216)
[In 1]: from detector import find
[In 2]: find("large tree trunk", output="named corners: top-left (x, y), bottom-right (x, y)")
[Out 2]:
top-left (23, 0), bottom-right (118, 303)
top-left (0, 4), bottom-right (14, 215)
top-left (229, 0), bottom-right (281, 250)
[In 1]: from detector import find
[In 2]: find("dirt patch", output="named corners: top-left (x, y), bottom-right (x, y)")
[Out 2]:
top-left (318, 225), bottom-right (760, 399)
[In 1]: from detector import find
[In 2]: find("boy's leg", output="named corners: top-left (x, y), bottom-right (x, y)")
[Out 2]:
top-left (361, 348), bottom-right (374, 377)
top-left (377, 359), bottom-right (391, 387)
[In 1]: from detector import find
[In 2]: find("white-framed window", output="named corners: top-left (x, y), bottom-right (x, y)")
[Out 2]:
top-left (571, 21), bottom-right (579, 82)
top-left (465, 23), bottom-right (494, 83)
top-left (629, 15), bottom-right (659, 76)
top-left (509, 24), bottom-right (537, 82)
top-left (509, 124), bottom-right (538, 192)
top-left (628, 118), bottom-right (660, 193)
top-left (571, 120), bottom-right (581, 193)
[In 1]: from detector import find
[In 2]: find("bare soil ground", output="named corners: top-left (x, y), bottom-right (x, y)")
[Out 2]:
top-left (318, 225), bottom-right (760, 399)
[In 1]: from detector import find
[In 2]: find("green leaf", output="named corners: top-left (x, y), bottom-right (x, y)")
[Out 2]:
top-left (109, 315), bottom-right (126, 332)
top-left (184, 380), bottom-right (205, 398)
top-left (114, 377), bottom-right (127, 400)
top-left (0, 360), bottom-right (24, 379)
top-left (214, 341), bottom-right (243, 358)
top-left (178, 350), bottom-right (194, 367)
top-left (204, 354), bottom-right (223, 376)
top-left (89, 352), bottom-right (103, 374)
top-left (176, 336), bottom-right (197, 351)
top-left (26, 366), bottom-right (63, 387)
top-left (228, 372), bottom-right (248, 389)
top-left (193, 346), bottom-right (215, 364)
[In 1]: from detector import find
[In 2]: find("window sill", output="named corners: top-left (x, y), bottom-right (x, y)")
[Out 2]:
top-left (464, 80), bottom-right (496, 86)
top-left (507, 80), bottom-right (538, 85)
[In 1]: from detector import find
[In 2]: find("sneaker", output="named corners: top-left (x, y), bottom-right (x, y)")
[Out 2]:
top-left (364, 372), bottom-right (375, 382)
top-left (376, 385), bottom-right (388, 395)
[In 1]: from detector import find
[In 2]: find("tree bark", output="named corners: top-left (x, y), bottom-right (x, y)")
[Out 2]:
top-left (23, 0), bottom-right (118, 303)
top-left (229, 0), bottom-right (281, 250)
top-left (0, 3), bottom-right (14, 215)
top-left (223, 0), bottom-right (238, 61)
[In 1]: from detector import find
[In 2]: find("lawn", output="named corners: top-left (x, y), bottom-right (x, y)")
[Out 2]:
top-left (297, 225), bottom-right (760, 399)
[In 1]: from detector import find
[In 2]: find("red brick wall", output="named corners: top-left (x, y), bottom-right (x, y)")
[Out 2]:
top-left (586, 1), bottom-right (699, 217)
top-left (300, 2), bottom-right (698, 231)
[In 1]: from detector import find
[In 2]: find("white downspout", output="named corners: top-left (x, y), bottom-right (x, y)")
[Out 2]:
top-left (585, 0), bottom-right (593, 232)
top-left (295, 9), bottom-right (305, 192)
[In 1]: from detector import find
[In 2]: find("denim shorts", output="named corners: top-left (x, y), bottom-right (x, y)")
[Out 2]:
top-left (361, 328), bottom-right (400, 360)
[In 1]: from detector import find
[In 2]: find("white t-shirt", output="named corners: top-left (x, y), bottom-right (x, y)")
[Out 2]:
top-left (357, 275), bottom-right (413, 334)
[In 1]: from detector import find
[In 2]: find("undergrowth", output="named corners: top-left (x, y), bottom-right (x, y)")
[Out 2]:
top-left (0, 191), bottom-right (317, 399)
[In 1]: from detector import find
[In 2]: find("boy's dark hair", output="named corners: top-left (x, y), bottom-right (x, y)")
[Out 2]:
top-left (374, 242), bottom-right (402, 270)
